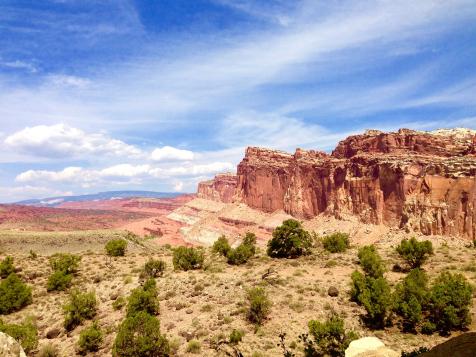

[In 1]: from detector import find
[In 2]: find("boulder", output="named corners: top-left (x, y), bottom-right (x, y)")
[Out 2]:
top-left (0, 331), bottom-right (26, 357)
top-left (46, 328), bottom-right (61, 339)
top-left (421, 332), bottom-right (476, 357)
top-left (328, 286), bottom-right (339, 297)
top-left (345, 337), bottom-right (399, 357)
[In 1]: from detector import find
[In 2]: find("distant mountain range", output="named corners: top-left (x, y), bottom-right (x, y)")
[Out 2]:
top-left (15, 191), bottom-right (183, 207)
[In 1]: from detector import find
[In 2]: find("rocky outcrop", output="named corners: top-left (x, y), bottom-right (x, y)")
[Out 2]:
top-left (421, 332), bottom-right (476, 357)
top-left (332, 128), bottom-right (476, 158)
top-left (0, 332), bottom-right (26, 357)
top-left (345, 337), bottom-right (398, 357)
top-left (198, 128), bottom-right (476, 239)
top-left (197, 173), bottom-right (237, 203)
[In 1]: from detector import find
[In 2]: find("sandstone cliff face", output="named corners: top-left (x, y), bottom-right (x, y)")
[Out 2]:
top-left (199, 129), bottom-right (476, 239)
top-left (197, 173), bottom-right (237, 203)
top-left (332, 128), bottom-right (476, 158)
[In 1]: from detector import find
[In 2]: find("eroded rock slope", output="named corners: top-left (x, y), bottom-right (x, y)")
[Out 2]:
top-left (199, 128), bottom-right (476, 239)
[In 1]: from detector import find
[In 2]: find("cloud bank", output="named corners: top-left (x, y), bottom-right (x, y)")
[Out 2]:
top-left (0, 0), bottom-right (475, 201)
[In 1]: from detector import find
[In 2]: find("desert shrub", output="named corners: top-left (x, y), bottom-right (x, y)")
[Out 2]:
top-left (349, 270), bottom-right (367, 302)
top-left (47, 253), bottom-right (80, 292)
top-left (357, 245), bottom-right (385, 278)
top-left (113, 296), bottom-right (126, 311)
top-left (143, 259), bottom-right (166, 278)
top-left (252, 353), bottom-right (266, 357)
top-left (350, 271), bottom-right (392, 328)
top-left (38, 343), bottom-right (59, 357)
top-left (325, 260), bottom-right (338, 268)
top-left (126, 279), bottom-right (160, 317)
top-left (267, 219), bottom-right (312, 258)
top-left (227, 244), bottom-right (254, 265)
top-left (229, 329), bottom-right (245, 344)
top-left (242, 232), bottom-right (257, 249)
top-left (63, 290), bottom-right (97, 331)
top-left (401, 347), bottom-right (430, 357)
top-left (105, 239), bottom-right (127, 257)
top-left (49, 253), bottom-right (80, 274)
top-left (427, 272), bottom-right (473, 333)
top-left (47, 270), bottom-right (73, 292)
top-left (394, 269), bottom-right (429, 331)
top-left (169, 337), bottom-right (181, 355)
top-left (172, 246), bottom-right (204, 271)
top-left (212, 235), bottom-right (231, 256)
top-left (78, 322), bottom-right (103, 354)
top-left (187, 339), bottom-right (201, 354)
top-left (421, 321), bottom-right (436, 335)
top-left (396, 238), bottom-right (433, 269)
top-left (0, 317), bottom-right (38, 352)
top-left (112, 311), bottom-right (170, 357)
top-left (300, 313), bottom-right (358, 357)
top-left (0, 256), bottom-right (15, 278)
top-left (0, 273), bottom-right (32, 314)
top-left (246, 287), bottom-right (272, 325)
top-left (322, 233), bottom-right (350, 253)
top-left (227, 242), bottom-right (255, 265)
top-left (226, 232), bottom-right (257, 265)
top-left (29, 250), bottom-right (38, 259)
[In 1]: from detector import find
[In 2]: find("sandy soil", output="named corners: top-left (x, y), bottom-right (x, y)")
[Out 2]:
top-left (2, 197), bottom-right (475, 356)
top-left (1, 224), bottom-right (475, 356)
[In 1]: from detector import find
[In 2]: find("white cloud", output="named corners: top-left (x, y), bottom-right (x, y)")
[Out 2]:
top-left (47, 75), bottom-right (91, 88)
top-left (0, 1), bottom-right (473, 137)
top-left (187, 162), bottom-right (234, 175)
top-left (174, 181), bottom-right (184, 192)
top-left (15, 161), bottom-right (234, 186)
top-left (0, 0), bottom-right (467, 134)
top-left (219, 111), bottom-right (329, 151)
top-left (0, 60), bottom-right (37, 73)
top-left (1, 1), bottom-right (475, 202)
top-left (4, 123), bottom-right (142, 158)
top-left (150, 146), bottom-right (194, 162)
top-left (212, 0), bottom-right (293, 26)
top-left (149, 162), bottom-right (234, 177)
top-left (16, 167), bottom-right (83, 183)
top-left (99, 164), bottom-right (151, 178)
top-left (0, 185), bottom-right (72, 203)
top-left (15, 165), bottom-right (152, 185)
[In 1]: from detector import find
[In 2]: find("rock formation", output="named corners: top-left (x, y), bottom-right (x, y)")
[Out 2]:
top-left (0, 332), bottom-right (26, 357)
top-left (198, 128), bottom-right (476, 239)
top-left (197, 173), bottom-right (237, 203)
top-left (421, 332), bottom-right (476, 357)
top-left (345, 336), bottom-right (398, 357)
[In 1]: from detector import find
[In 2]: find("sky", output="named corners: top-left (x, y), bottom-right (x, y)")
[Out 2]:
top-left (0, 0), bottom-right (475, 202)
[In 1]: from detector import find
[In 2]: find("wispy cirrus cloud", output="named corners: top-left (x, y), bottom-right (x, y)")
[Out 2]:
top-left (46, 75), bottom-right (91, 89)
top-left (0, 59), bottom-right (37, 73)
top-left (0, 0), bottom-right (475, 200)
top-left (2, 0), bottom-right (475, 131)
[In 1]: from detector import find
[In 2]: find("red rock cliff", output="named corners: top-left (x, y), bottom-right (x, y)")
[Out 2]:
top-left (233, 128), bottom-right (476, 239)
top-left (197, 173), bottom-right (238, 203)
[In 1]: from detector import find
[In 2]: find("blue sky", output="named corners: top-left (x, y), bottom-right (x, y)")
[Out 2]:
top-left (0, 0), bottom-right (475, 202)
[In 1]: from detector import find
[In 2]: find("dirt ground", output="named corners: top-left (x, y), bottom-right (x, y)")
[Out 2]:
top-left (1, 227), bottom-right (475, 356)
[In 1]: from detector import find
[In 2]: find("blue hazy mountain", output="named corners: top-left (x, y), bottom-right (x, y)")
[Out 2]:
top-left (16, 191), bottom-right (182, 207)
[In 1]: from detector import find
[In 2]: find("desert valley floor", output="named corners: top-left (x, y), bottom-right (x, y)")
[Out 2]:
top-left (1, 195), bottom-right (475, 356)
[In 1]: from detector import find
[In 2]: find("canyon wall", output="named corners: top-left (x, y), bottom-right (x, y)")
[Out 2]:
top-left (197, 173), bottom-right (237, 203)
top-left (198, 129), bottom-right (476, 239)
